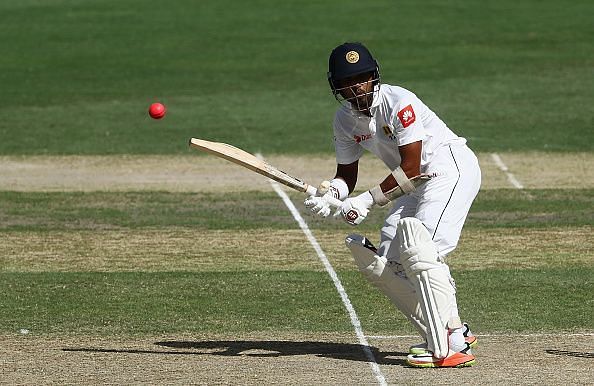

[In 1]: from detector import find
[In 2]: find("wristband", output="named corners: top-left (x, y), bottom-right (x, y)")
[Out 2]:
top-left (392, 167), bottom-right (415, 193)
top-left (329, 178), bottom-right (349, 200)
top-left (369, 185), bottom-right (390, 206)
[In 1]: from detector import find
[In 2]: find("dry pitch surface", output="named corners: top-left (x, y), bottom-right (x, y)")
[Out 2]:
top-left (2, 152), bottom-right (593, 192)
top-left (1, 152), bottom-right (593, 385)
top-left (3, 333), bottom-right (593, 385)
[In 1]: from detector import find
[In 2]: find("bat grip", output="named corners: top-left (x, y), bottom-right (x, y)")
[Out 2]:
top-left (325, 196), bottom-right (344, 209)
top-left (305, 185), bottom-right (343, 208)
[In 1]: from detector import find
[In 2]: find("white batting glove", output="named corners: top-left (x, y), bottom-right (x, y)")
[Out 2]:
top-left (304, 181), bottom-right (337, 218)
top-left (304, 195), bottom-right (333, 217)
top-left (335, 191), bottom-right (374, 226)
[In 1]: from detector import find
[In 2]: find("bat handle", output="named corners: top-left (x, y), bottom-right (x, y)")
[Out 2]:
top-left (325, 196), bottom-right (344, 209)
top-left (305, 185), bottom-right (343, 208)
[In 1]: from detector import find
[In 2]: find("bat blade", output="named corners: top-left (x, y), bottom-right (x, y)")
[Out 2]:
top-left (188, 138), bottom-right (343, 208)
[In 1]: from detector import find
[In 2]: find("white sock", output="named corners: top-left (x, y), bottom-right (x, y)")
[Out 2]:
top-left (447, 290), bottom-right (467, 352)
top-left (449, 327), bottom-right (466, 352)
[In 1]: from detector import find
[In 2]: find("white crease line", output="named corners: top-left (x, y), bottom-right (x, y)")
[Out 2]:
top-left (491, 153), bottom-right (524, 189)
top-left (264, 175), bottom-right (387, 386)
top-left (366, 335), bottom-right (423, 339)
top-left (367, 333), bottom-right (594, 339)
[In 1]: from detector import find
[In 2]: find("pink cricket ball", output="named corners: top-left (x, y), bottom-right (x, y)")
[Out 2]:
top-left (149, 102), bottom-right (166, 119)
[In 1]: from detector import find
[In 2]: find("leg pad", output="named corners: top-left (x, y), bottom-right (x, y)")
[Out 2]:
top-left (396, 218), bottom-right (460, 359)
top-left (346, 234), bottom-right (426, 336)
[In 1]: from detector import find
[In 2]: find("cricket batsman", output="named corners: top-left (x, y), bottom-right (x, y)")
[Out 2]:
top-left (305, 42), bottom-right (481, 368)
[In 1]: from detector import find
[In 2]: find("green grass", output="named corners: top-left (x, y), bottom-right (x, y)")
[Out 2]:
top-left (1, 0), bottom-right (592, 154)
top-left (1, 189), bottom-right (592, 336)
top-left (1, 189), bottom-right (592, 231)
top-left (468, 189), bottom-right (594, 227)
top-left (0, 191), bottom-right (293, 230)
top-left (459, 268), bottom-right (594, 332)
top-left (1, 0), bottom-right (592, 341)
top-left (0, 271), bottom-right (355, 335)
top-left (1, 268), bottom-right (591, 336)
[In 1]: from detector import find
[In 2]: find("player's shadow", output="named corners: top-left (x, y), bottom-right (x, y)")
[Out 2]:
top-left (545, 349), bottom-right (594, 359)
top-left (156, 340), bottom-right (407, 365)
top-left (63, 340), bottom-right (408, 366)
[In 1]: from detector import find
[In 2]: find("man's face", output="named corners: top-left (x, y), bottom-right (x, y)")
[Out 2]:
top-left (335, 72), bottom-right (375, 112)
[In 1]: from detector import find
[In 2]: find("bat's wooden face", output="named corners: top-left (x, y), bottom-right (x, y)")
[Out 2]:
top-left (188, 138), bottom-right (343, 208)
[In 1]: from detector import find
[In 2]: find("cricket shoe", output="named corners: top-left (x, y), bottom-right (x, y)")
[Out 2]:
top-left (409, 323), bottom-right (477, 355)
top-left (406, 343), bottom-right (475, 368)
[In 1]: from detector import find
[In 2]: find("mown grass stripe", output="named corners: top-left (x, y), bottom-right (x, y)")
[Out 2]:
top-left (1, 268), bottom-right (591, 336)
top-left (1, 189), bottom-right (592, 231)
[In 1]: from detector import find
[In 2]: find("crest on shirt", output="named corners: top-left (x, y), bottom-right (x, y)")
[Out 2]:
top-left (382, 125), bottom-right (396, 140)
top-left (397, 104), bottom-right (416, 128)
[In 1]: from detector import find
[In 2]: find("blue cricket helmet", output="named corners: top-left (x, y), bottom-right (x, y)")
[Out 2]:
top-left (327, 42), bottom-right (380, 91)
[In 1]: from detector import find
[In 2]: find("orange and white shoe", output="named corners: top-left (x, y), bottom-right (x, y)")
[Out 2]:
top-left (462, 322), bottom-right (477, 348)
top-left (406, 343), bottom-right (475, 368)
top-left (409, 323), bottom-right (477, 355)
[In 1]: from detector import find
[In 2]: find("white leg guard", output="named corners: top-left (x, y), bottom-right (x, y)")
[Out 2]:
top-left (345, 234), bottom-right (427, 337)
top-left (396, 218), bottom-right (462, 359)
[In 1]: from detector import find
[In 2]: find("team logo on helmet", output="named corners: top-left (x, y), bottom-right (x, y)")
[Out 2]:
top-left (345, 51), bottom-right (359, 64)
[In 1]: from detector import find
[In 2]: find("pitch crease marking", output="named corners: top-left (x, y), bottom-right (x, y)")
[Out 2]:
top-left (258, 154), bottom-right (387, 386)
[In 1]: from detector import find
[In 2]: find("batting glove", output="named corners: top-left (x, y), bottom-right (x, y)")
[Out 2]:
top-left (335, 190), bottom-right (375, 226)
top-left (304, 195), bottom-right (332, 217)
top-left (304, 179), bottom-right (348, 218)
top-left (304, 185), bottom-right (335, 218)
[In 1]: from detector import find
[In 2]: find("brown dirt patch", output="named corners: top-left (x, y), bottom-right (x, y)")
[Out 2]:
top-left (2, 227), bottom-right (592, 273)
top-left (1, 152), bottom-right (592, 192)
top-left (0, 229), bottom-right (327, 272)
top-left (1, 333), bottom-right (592, 384)
top-left (314, 227), bottom-right (594, 272)
top-left (449, 226), bottom-right (594, 270)
top-left (496, 152), bottom-right (593, 189)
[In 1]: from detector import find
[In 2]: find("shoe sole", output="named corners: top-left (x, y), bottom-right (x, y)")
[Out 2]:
top-left (406, 358), bottom-right (476, 368)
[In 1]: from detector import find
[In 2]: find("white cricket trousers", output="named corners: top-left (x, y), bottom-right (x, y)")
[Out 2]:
top-left (378, 143), bottom-right (481, 261)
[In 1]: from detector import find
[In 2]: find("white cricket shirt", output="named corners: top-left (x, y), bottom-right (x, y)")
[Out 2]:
top-left (333, 84), bottom-right (466, 171)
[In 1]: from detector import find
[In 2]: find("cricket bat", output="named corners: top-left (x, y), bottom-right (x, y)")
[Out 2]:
top-left (188, 138), bottom-right (343, 208)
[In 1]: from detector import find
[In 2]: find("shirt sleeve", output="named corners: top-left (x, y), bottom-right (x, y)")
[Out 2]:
top-left (333, 115), bottom-right (363, 164)
top-left (393, 100), bottom-right (426, 146)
